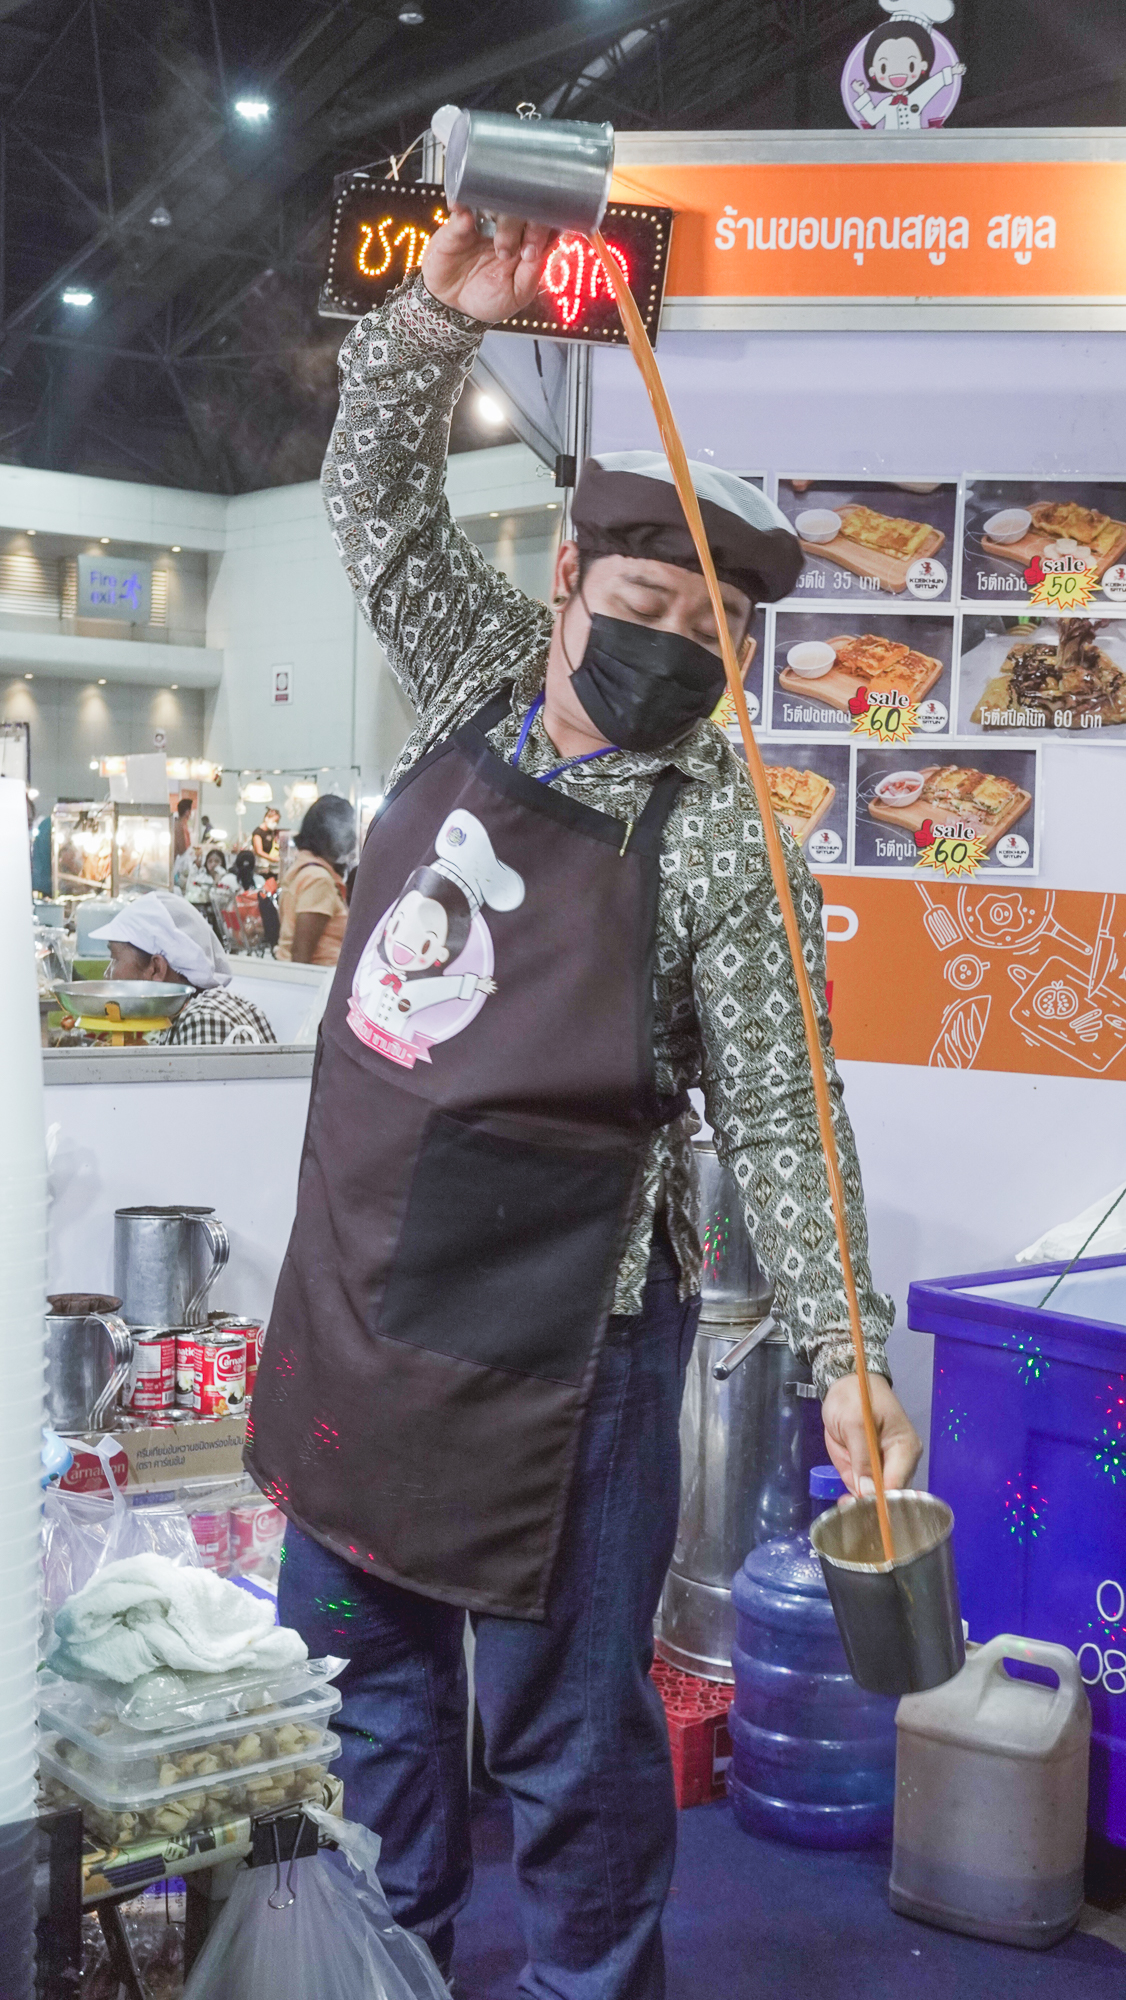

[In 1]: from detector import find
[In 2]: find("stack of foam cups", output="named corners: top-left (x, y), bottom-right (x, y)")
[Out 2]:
top-left (0, 779), bottom-right (48, 1999)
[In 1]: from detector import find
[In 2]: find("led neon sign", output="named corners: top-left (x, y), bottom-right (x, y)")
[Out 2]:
top-left (320, 178), bottom-right (672, 347)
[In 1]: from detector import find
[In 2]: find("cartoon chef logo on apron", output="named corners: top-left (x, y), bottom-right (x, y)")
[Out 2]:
top-left (347, 808), bottom-right (526, 1070)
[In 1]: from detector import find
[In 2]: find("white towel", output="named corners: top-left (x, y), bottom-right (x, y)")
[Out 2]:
top-left (48, 1553), bottom-right (307, 1684)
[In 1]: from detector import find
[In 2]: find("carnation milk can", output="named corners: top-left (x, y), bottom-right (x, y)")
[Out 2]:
top-left (890, 1633), bottom-right (1090, 1948)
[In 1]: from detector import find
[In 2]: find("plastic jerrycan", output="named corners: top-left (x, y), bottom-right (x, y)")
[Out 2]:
top-left (890, 1634), bottom-right (1091, 1948)
top-left (728, 1466), bottom-right (899, 1847)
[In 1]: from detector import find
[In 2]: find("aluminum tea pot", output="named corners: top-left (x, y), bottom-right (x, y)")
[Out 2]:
top-left (114, 1206), bottom-right (229, 1329)
top-left (45, 1295), bottom-right (133, 1435)
top-left (438, 105), bottom-right (615, 237)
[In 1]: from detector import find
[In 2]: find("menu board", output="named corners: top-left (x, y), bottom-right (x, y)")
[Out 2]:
top-left (718, 469), bottom-right (1126, 883)
top-left (775, 479), bottom-right (957, 603)
top-left (771, 611), bottom-right (954, 736)
top-left (961, 479), bottom-right (1126, 609)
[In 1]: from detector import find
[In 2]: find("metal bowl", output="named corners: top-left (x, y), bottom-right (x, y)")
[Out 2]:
top-left (51, 980), bottom-right (196, 1022)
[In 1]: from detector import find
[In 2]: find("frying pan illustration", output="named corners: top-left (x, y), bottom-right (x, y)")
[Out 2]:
top-left (954, 887), bottom-right (1093, 958)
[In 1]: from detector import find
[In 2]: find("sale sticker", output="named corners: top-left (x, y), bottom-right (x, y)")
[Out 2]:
top-left (914, 817), bottom-right (987, 878)
top-left (1024, 564), bottom-right (1096, 608)
top-left (849, 687), bottom-right (919, 743)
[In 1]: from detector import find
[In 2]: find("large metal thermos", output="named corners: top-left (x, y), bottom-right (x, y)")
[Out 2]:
top-left (656, 1143), bottom-right (823, 1681)
top-left (441, 107), bottom-right (615, 236)
top-left (113, 1206), bottom-right (229, 1329)
top-left (44, 1295), bottom-right (133, 1434)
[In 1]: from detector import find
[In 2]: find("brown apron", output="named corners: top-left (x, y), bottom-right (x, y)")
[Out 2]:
top-left (246, 690), bottom-right (685, 1619)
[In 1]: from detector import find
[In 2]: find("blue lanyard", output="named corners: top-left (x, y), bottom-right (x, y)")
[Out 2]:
top-left (511, 692), bottom-right (616, 786)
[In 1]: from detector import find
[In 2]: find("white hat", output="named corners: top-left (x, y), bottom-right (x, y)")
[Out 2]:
top-left (90, 893), bottom-right (231, 990)
top-left (431, 810), bottom-right (525, 915)
top-left (878, 0), bottom-right (955, 25)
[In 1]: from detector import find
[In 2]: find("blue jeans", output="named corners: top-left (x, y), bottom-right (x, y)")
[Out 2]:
top-left (278, 1228), bottom-right (700, 2000)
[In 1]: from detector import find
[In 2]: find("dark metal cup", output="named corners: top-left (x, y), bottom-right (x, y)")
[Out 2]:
top-left (443, 110), bottom-right (615, 236)
top-left (810, 1490), bottom-right (965, 1697)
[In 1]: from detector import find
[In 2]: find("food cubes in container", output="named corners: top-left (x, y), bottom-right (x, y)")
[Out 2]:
top-left (39, 1730), bottom-right (341, 1846)
top-left (909, 1251), bottom-right (1126, 1845)
top-left (37, 1684), bottom-right (341, 1796)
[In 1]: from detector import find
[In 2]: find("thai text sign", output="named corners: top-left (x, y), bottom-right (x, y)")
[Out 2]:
top-left (609, 161), bottom-right (1126, 300)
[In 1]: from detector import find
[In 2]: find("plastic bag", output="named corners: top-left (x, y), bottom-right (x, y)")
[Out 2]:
top-left (1016, 1180), bottom-right (1126, 1265)
top-left (42, 1439), bottom-right (200, 1613)
top-left (182, 1808), bottom-right (451, 2000)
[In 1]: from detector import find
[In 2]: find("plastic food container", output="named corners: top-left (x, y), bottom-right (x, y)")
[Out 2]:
top-left (38, 1685), bottom-right (341, 1796)
top-left (38, 1733), bottom-right (341, 1845)
top-left (37, 1655), bottom-right (346, 1734)
top-left (983, 507), bottom-right (1032, 544)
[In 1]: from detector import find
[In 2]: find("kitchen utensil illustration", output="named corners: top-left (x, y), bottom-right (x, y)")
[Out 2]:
top-left (1009, 956), bottom-right (1126, 1073)
top-left (1087, 892), bottom-right (1120, 1000)
top-left (955, 887), bottom-right (1092, 958)
top-left (916, 884), bottom-right (962, 951)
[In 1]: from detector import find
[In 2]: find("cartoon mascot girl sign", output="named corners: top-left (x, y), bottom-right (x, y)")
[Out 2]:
top-left (348, 808), bottom-right (525, 1071)
top-left (842, 0), bottom-right (966, 132)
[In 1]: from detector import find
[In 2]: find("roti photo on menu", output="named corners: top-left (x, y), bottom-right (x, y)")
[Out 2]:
top-left (772, 610), bottom-right (955, 734)
top-left (957, 613), bottom-right (1126, 737)
top-left (962, 478), bottom-right (1126, 607)
top-left (853, 745), bottom-right (1038, 873)
top-left (775, 478), bottom-right (957, 601)
top-left (755, 743), bottom-right (852, 868)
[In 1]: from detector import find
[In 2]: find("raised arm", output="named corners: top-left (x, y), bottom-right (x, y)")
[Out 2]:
top-left (322, 208), bottom-right (557, 741)
top-left (691, 792), bottom-right (919, 1488)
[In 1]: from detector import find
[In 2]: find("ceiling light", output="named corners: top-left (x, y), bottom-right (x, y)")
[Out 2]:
top-left (171, 545), bottom-right (181, 553)
top-left (27, 787), bottom-right (38, 800)
top-left (24, 673), bottom-right (33, 680)
top-left (99, 537), bottom-right (110, 545)
top-left (97, 678), bottom-right (106, 686)
top-left (62, 289), bottom-right (93, 308)
top-left (243, 781), bottom-right (273, 803)
top-left (26, 529), bottom-right (36, 537)
top-left (170, 683), bottom-right (178, 690)
top-left (149, 204), bottom-right (172, 228)
top-left (398, 4), bottom-right (425, 22)
top-left (476, 392), bottom-right (505, 426)
top-left (90, 760), bottom-right (99, 771)
top-left (235, 98), bottom-right (270, 122)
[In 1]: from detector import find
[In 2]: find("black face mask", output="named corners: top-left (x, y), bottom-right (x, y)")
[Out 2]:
top-left (569, 612), bottom-right (728, 753)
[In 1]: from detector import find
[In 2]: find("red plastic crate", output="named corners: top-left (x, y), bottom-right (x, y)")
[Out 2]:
top-left (651, 1657), bottom-right (734, 1808)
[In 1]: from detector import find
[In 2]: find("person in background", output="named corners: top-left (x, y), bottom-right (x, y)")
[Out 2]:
top-left (276, 794), bottom-right (356, 966)
top-left (173, 796), bottom-right (194, 860)
top-left (90, 895), bottom-right (277, 1046)
top-left (251, 805), bottom-right (281, 880)
top-left (197, 846), bottom-right (238, 893)
top-left (30, 797), bottom-right (52, 896)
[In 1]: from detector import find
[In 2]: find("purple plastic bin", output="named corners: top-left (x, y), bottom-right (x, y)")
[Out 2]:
top-left (909, 1252), bottom-right (1126, 1848)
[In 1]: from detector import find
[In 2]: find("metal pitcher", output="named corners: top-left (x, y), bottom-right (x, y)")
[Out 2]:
top-left (45, 1297), bottom-right (133, 1434)
top-left (113, 1207), bottom-right (229, 1329)
top-left (443, 108), bottom-right (615, 236)
top-left (811, 1490), bottom-right (965, 1696)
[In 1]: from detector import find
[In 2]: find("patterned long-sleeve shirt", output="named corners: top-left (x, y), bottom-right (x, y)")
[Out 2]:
top-left (322, 273), bottom-right (893, 1395)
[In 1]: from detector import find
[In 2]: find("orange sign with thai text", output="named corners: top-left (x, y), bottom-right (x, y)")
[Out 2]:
top-left (609, 160), bottom-right (1126, 300)
top-left (824, 879), bottom-right (1126, 1078)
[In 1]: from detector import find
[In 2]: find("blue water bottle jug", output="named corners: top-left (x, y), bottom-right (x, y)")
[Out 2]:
top-left (728, 1464), bottom-right (898, 1847)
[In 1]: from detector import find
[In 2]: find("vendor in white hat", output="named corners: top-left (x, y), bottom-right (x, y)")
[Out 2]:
top-left (90, 895), bottom-right (276, 1047)
top-left (252, 208), bottom-right (922, 1997)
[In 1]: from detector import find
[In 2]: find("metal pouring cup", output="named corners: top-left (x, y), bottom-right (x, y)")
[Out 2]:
top-left (810, 1490), bottom-right (965, 1697)
top-left (443, 110), bottom-right (615, 236)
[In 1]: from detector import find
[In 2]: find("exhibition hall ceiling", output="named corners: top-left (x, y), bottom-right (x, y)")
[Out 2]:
top-left (0, 0), bottom-right (1123, 495)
